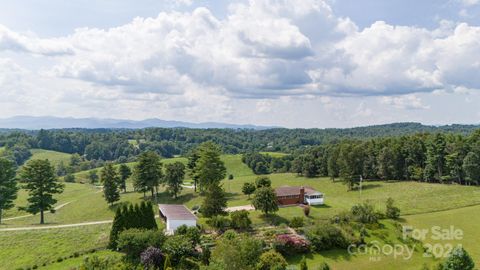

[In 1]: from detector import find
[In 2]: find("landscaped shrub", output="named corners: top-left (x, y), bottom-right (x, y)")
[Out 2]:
top-left (206, 215), bottom-right (230, 232)
top-left (140, 246), bottom-right (164, 269)
top-left (230, 210), bottom-right (252, 230)
top-left (117, 229), bottom-right (166, 263)
top-left (175, 225), bottom-right (201, 245)
top-left (273, 234), bottom-right (310, 255)
top-left (256, 250), bottom-right (288, 270)
top-left (303, 205), bottom-right (310, 217)
top-left (289, 217), bottom-right (304, 228)
top-left (305, 223), bottom-right (356, 251)
top-left (162, 235), bottom-right (195, 265)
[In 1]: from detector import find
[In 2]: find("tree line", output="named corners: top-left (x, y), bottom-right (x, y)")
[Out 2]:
top-left (277, 130), bottom-right (480, 189)
top-left (1, 123), bottom-right (479, 164)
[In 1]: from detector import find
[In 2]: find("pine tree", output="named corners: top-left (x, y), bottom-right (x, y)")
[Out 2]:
top-left (134, 151), bottom-right (163, 199)
top-left (20, 159), bottom-right (64, 224)
top-left (443, 246), bottom-right (475, 270)
top-left (145, 201), bottom-right (158, 229)
top-left (0, 158), bottom-right (18, 224)
top-left (194, 142), bottom-right (226, 190)
top-left (101, 163), bottom-right (120, 206)
top-left (164, 162), bottom-right (185, 199)
top-left (108, 207), bottom-right (124, 249)
top-left (118, 164), bottom-right (132, 193)
top-left (201, 184), bottom-right (227, 217)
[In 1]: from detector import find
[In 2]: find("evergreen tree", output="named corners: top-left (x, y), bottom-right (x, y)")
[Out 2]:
top-left (20, 159), bottom-right (64, 224)
top-left (187, 150), bottom-right (200, 192)
top-left (164, 162), bottom-right (185, 199)
top-left (118, 164), bottom-right (132, 193)
top-left (108, 207), bottom-right (124, 249)
top-left (194, 142), bottom-right (226, 190)
top-left (101, 163), bottom-right (120, 206)
top-left (0, 158), bottom-right (18, 224)
top-left (252, 187), bottom-right (278, 216)
top-left (201, 184), bottom-right (227, 217)
top-left (134, 151), bottom-right (163, 199)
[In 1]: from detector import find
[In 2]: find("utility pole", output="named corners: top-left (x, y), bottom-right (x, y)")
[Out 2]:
top-left (359, 175), bottom-right (363, 197)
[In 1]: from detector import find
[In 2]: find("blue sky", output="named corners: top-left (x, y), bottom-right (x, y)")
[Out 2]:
top-left (0, 0), bottom-right (479, 128)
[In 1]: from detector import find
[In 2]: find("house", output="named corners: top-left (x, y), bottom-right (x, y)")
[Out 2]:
top-left (158, 204), bottom-right (197, 233)
top-left (275, 186), bottom-right (324, 206)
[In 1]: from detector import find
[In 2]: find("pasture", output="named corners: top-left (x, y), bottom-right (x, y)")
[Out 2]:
top-left (1, 153), bottom-right (480, 269)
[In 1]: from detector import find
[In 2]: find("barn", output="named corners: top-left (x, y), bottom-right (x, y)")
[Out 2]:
top-left (158, 204), bottom-right (197, 234)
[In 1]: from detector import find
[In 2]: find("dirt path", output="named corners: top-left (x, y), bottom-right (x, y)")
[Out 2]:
top-left (0, 220), bottom-right (113, 232)
top-left (3, 202), bottom-right (72, 221)
top-left (225, 205), bottom-right (255, 212)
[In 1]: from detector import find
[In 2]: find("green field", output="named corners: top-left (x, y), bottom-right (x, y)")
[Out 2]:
top-left (405, 205), bottom-right (480, 266)
top-left (1, 153), bottom-right (480, 269)
top-left (0, 224), bottom-right (111, 270)
top-left (27, 149), bottom-right (72, 167)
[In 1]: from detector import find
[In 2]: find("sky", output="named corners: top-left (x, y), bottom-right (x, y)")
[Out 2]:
top-left (1, 0), bottom-right (480, 128)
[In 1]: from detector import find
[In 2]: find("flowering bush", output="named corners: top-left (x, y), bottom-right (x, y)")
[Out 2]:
top-left (140, 246), bottom-right (164, 269)
top-left (273, 234), bottom-right (310, 255)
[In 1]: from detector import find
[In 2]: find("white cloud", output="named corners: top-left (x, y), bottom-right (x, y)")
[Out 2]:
top-left (0, 0), bottom-right (480, 126)
top-left (0, 25), bottom-right (73, 55)
top-left (380, 94), bottom-right (430, 110)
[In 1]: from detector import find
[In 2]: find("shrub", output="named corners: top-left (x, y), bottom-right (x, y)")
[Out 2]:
top-left (228, 174), bottom-right (234, 180)
top-left (305, 223), bottom-right (354, 251)
top-left (230, 210), bottom-right (252, 230)
top-left (242, 182), bottom-right (256, 198)
top-left (303, 205), bottom-right (310, 217)
top-left (289, 217), bottom-right (304, 228)
top-left (443, 246), bottom-right (475, 270)
top-left (385, 198), bottom-right (401, 219)
top-left (64, 174), bottom-right (76, 183)
top-left (117, 229), bottom-right (166, 263)
top-left (140, 246), bottom-right (164, 269)
top-left (162, 235), bottom-right (194, 265)
top-left (317, 262), bottom-right (331, 270)
top-left (350, 201), bottom-right (379, 224)
top-left (273, 234), bottom-right (310, 255)
top-left (255, 176), bottom-right (272, 188)
top-left (257, 250), bottom-right (288, 270)
top-left (175, 225), bottom-right (201, 245)
top-left (207, 215), bottom-right (230, 232)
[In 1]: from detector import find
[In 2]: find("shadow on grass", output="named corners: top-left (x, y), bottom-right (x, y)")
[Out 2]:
top-left (260, 213), bottom-right (289, 226)
top-left (287, 249), bottom-right (354, 265)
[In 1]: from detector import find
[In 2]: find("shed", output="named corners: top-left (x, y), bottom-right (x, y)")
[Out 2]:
top-left (158, 204), bottom-right (197, 233)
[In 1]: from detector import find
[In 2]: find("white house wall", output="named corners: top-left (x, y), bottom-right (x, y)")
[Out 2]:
top-left (166, 219), bottom-right (197, 231)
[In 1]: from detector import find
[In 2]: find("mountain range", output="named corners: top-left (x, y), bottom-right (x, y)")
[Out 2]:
top-left (0, 116), bottom-right (277, 130)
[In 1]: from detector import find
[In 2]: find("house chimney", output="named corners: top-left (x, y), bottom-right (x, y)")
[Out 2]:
top-left (300, 186), bottom-right (305, 203)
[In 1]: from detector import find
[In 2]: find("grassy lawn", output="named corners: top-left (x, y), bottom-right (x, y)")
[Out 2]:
top-left (259, 151), bottom-right (289, 157)
top-left (0, 224), bottom-right (111, 270)
top-left (27, 149), bottom-right (72, 167)
top-left (405, 204), bottom-right (480, 265)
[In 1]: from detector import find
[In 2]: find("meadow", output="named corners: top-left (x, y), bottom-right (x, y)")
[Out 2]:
top-left (1, 152), bottom-right (480, 269)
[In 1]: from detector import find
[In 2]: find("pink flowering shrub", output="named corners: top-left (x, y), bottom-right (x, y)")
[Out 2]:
top-left (273, 234), bottom-right (310, 255)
